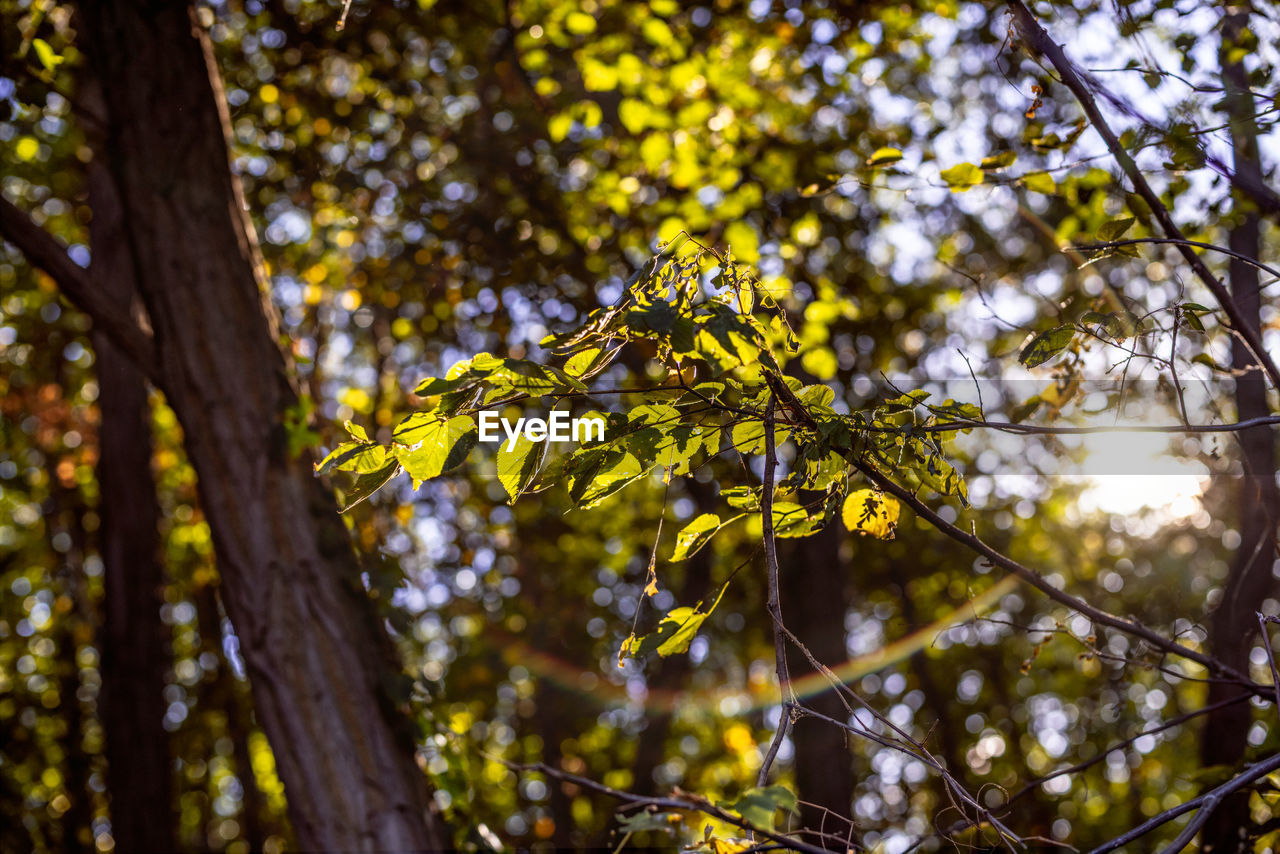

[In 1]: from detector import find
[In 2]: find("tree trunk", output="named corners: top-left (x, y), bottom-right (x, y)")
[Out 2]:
top-left (1201, 8), bottom-right (1278, 850)
top-left (75, 2), bottom-right (446, 848)
top-left (87, 133), bottom-right (179, 854)
top-left (781, 520), bottom-right (855, 846)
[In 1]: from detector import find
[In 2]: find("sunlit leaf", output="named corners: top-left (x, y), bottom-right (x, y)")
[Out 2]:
top-left (1096, 217), bottom-right (1135, 242)
top-left (866, 147), bottom-right (903, 167)
top-left (393, 415), bottom-right (476, 486)
top-left (497, 433), bottom-right (546, 502)
top-left (841, 489), bottom-right (900, 539)
top-left (672, 512), bottom-right (721, 561)
top-left (718, 784), bottom-right (798, 830)
top-left (339, 462), bottom-right (400, 513)
top-left (1018, 326), bottom-right (1074, 368)
top-left (940, 162), bottom-right (983, 191)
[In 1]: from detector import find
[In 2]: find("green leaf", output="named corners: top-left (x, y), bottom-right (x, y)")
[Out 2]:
top-left (316, 441), bottom-right (385, 475)
top-left (393, 414), bottom-right (476, 486)
top-left (718, 785), bottom-right (798, 830)
top-left (1018, 326), bottom-right (1075, 368)
top-left (616, 810), bottom-right (680, 834)
top-left (796, 384), bottom-right (835, 408)
top-left (730, 420), bottom-right (790, 455)
top-left (497, 433), bottom-right (546, 502)
top-left (721, 486), bottom-right (761, 510)
top-left (841, 489), bottom-right (900, 539)
top-left (940, 162), bottom-right (983, 191)
top-left (672, 513), bottom-right (721, 561)
top-left (1021, 172), bottom-right (1057, 194)
top-left (628, 403), bottom-right (680, 426)
top-left (771, 501), bottom-right (823, 538)
top-left (564, 346), bottom-right (604, 378)
top-left (980, 150), bottom-right (1016, 170)
top-left (568, 449), bottom-right (645, 508)
top-left (655, 425), bottom-right (704, 476)
top-left (916, 453), bottom-right (968, 505)
top-left (343, 419), bottom-right (369, 442)
top-left (866, 147), bottom-right (903, 167)
top-left (414, 374), bottom-right (475, 396)
top-left (619, 584), bottom-right (727, 662)
top-left (625, 301), bottom-right (678, 334)
top-left (339, 462), bottom-right (400, 513)
top-left (1080, 311), bottom-right (1125, 341)
top-left (1192, 352), bottom-right (1226, 371)
top-left (686, 381), bottom-right (725, 403)
top-left (1096, 217), bottom-right (1135, 242)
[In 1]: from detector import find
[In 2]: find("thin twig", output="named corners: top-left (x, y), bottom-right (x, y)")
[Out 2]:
top-left (757, 394), bottom-right (793, 788)
top-left (493, 757), bottom-right (835, 854)
top-left (1088, 750), bottom-right (1280, 854)
top-left (1075, 237), bottom-right (1280, 284)
top-left (849, 457), bottom-right (1259, 688)
top-left (1008, 0), bottom-right (1280, 391)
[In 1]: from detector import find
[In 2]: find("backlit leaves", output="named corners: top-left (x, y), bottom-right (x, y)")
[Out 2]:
top-left (392, 414), bottom-right (476, 487)
top-left (866, 147), bottom-right (903, 167)
top-left (842, 489), bottom-right (900, 539)
top-left (619, 584), bottom-right (727, 663)
top-left (718, 785), bottom-right (798, 830)
top-left (497, 434), bottom-right (546, 503)
top-left (1019, 326), bottom-right (1075, 368)
top-left (940, 162), bottom-right (983, 191)
top-left (672, 513), bottom-right (724, 561)
top-left (1096, 217), bottom-right (1136, 242)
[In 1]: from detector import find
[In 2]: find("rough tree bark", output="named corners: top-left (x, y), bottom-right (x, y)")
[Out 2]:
top-left (1200, 7), bottom-right (1279, 850)
top-left (65, 2), bottom-right (447, 849)
top-left (88, 154), bottom-right (177, 853)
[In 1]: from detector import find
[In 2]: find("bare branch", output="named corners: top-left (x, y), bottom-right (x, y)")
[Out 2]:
top-left (757, 393), bottom-right (793, 788)
top-left (849, 457), bottom-right (1259, 688)
top-left (1074, 237), bottom-right (1280, 284)
top-left (1007, 0), bottom-right (1280, 391)
top-left (0, 196), bottom-right (158, 380)
top-left (496, 758), bottom-right (838, 854)
top-left (916, 414), bottom-right (1280, 436)
top-left (1087, 750), bottom-right (1280, 853)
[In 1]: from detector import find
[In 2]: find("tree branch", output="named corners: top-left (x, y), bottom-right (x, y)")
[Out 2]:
top-left (497, 758), bottom-right (836, 854)
top-left (849, 457), bottom-right (1259, 688)
top-left (757, 394), bottom-right (794, 789)
top-left (1087, 749), bottom-right (1280, 854)
top-left (1074, 237), bottom-right (1280, 284)
top-left (1007, 0), bottom-right (1280, 392)
top-left (0, 196), bottom-right (158, 380)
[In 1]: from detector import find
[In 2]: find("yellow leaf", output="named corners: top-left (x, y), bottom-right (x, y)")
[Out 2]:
top-left (841, 489), bottom-right (900, 539)
top-left (866, 147), bottom-right (903, 167)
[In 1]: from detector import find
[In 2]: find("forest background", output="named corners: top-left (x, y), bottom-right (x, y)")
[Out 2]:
top-left (4, 0), bottom-right (1280, 851)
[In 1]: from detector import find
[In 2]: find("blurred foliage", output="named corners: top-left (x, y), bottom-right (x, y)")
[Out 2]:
top-left (3, 0), bottom-right (1280, 850)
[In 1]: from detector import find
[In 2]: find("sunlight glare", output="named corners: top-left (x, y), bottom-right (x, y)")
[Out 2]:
top-left (1074, 431), bottom-right (1208, 516)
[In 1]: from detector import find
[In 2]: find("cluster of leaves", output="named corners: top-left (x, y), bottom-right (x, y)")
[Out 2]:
top-left (316, 241), bottom-right (984, 669)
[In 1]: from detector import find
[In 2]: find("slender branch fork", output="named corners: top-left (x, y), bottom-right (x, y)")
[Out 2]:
top-left (492, 757), bottom-right (839, 854)
top-left (756, 396), bottom-right (794, 791)
top-left (1006, 0), bottom-right (1280, 393)
top-left (0, 196), bottom-right (160, 382)
top-left (1075, 237), bottom-right (1280, 285)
